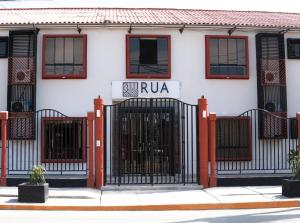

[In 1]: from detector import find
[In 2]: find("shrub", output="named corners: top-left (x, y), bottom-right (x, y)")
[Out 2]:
top-left (288, 150), bottom-right (300, 180)
top-left (28, 165), bottom-right (46, 185)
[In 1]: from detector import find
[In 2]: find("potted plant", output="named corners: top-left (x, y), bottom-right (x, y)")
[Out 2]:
top-left (282, 150), bottom-right (300, 197)
top-left (18, 165), bottom-right (49, 203)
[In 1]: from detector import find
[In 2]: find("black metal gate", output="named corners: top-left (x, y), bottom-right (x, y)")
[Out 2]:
top-left (104, 98), bottom-right (198, 185)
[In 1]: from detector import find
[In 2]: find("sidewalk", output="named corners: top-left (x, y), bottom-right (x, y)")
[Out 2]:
top-left (0, 186), bottom-right (299, 211)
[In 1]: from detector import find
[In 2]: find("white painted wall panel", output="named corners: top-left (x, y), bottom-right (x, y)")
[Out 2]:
top-left (0, 30), bottom-right (9, 112)
top-left (0, 28), bottom-right (298, 116)
top-left (285, 33), bottom-right (300, 117)
top-left (1, 27), bottom-right (300, 175)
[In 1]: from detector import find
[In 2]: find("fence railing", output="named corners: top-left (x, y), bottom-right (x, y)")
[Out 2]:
top-left (5, 109), bottom-right (88, 176)
top-left (4, 98), bottom-right (298, 186)
top-left (216, 109), bottom-right (299, 175)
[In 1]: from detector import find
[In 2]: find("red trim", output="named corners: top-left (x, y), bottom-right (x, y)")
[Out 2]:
top-left (41, 117), bottom-right (87, 163)
top-left (42, 34), bottom-right (87, 79)
top-left (0, 112), bottom-right (8, 186)
top-left (205, 35), bottom-right (249, 80)
top-left (126, 34), bottom-right (171, 79)
top-left (198, 98), bottom-right (209, 188)
top-left (216, 116), bottom-right (252, 161)
top-left (87, 112), bottom-right (95, 188)
top-left (94, 98), bottom-right (104, 188)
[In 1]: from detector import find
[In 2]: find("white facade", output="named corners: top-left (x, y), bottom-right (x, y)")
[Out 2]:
top-left (1, 27), bottom-right (299, 117)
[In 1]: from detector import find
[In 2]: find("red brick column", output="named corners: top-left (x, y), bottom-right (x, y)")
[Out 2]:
top-left (297, 113), bottom-right (300, 156)
top-left (94, 98), bottom-right (104, 188)
top-left (208, 112), bottom-right (217, 187)
top-left (87, 112), bottom-right (95, 188)
top-left (0, 111), bottom-right (8, 186)
top-left (198, 97), bottom-right (209, 188)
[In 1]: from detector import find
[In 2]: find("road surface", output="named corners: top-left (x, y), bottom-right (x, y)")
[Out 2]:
top-left (1, 208), bottom-right (300, 223)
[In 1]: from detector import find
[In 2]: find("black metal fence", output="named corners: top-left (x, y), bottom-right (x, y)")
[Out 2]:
top-left (6, 109), bottom-right (88, 176)
top-left (216, 109), bottom-right (298, 175)
top-left (104, 98), bottom-right (198, 185)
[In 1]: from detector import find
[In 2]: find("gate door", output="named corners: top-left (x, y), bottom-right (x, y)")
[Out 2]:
top-left (104, 98), bottom-right (198, 185)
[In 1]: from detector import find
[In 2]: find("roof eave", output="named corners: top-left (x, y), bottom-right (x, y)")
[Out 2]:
top-left (0, 22), bottom-right (297, 32)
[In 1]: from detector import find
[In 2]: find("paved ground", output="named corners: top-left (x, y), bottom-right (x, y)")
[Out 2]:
top-left (1, 208), bottom-right (300, 223)
top-left (0, 185), bottom-right (298, 208)
top-left (101, 186), bottom-right (289, 206)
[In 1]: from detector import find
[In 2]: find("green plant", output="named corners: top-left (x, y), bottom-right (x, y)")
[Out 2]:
top-left (28, 165), bottom-right (46, 185)
top-left (288, 150), bottom-right (300, 180)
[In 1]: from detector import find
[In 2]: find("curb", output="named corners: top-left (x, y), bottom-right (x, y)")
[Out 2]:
top-left (0, 200), bottom-right (299, 211)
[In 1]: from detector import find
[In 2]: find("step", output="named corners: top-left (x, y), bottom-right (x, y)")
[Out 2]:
top-left (102, 184), bottom-right (203, 191)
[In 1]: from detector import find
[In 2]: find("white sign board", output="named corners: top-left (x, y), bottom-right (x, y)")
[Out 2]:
top-left (112, 81), bottom-right (180, 99)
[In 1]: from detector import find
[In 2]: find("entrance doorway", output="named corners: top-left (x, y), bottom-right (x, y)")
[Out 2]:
top-left (119, 108), bottom-right (175, 179)
top-left (104, 98), bottom-right (198, 185)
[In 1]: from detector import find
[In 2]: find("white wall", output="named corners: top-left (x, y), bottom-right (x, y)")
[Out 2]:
top-left (0, 27), bottom-right (299, 117)
top-left (0, 30), bottom-right (9, 112)
top-left (285, 32), bottom-right (300, 117)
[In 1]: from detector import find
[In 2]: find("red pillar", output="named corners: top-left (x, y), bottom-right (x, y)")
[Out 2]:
top-left (297, 113), bottom-right (300, 156)
top-left (208, 112), bottom-right (217, 187)
top-left (94, 98), bottom-right (104, 188)
top-left (87, 112), bottom-right (95, 188)
top-left (198, 97), bottom-right (209, 188)
top-left (0, 111), bottom-right (8, 186)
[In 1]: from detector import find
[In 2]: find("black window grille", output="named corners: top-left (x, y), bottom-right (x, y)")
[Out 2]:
top-left (7, 30), bottom-right (37, 139)
top-left (287, 39), bottom-right (300, 59)
top-left (290, 118), bottom-right (298, 139)
top-left (216, 117), bottom-right (251, 161)
top-left (127, 35), bottom-right (170, 77)
top-left (0, 37), bottom-right (8, 58)
top-left (43, 118), bottom-right (86, 161)
top-left (206, 36), bottom-right (248, 77)
top-left (256, 33), bottom-right (287, 139)
top-left (8, 85), bottom-right (34, 113)
top-left (43, 35), bottom-right (86, 78)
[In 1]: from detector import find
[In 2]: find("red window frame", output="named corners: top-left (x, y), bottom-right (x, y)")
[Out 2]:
top-left (41, 117), bottom-right (87, 163)
top-left (42, 34), bottom-right (87, 79)
top-left (126, 34), bottom-right (171, 79)
top-left (205, 35), bottom-right (249, 79)
top-left (215, 116), bottom-right (252, 161)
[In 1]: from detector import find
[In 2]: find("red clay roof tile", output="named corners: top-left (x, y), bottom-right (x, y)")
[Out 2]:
top-left (0, 8), bottom-right (300, 29)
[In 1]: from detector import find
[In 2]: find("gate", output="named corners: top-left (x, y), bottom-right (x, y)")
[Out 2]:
top-left (6, 109), bottom-right (88, 176)
top-left (104, 98), bottom-right (198, 185)
top-left (216, 109), bottom-right (298, 175)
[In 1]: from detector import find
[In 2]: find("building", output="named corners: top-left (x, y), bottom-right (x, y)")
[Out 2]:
top-left (0, 7), bottom-right (300, 187)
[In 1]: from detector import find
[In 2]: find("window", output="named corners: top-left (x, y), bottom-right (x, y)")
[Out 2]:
top-left (205, 35), bottom-right (249, 79)
top-left (287, 39), bottom-right (300, 59)
top-left (42, 117), bottom-right (86, 162)
top-left (126, 35), bottom-right (171, 78)
top-left (42, 35), bottom-right (87, 79)
top-left (216, 117), bottom-right (251, 161)
top-left (0, 37), bottom-right (8, 58)
top-left (290, 118), bottom-right (298, 139)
